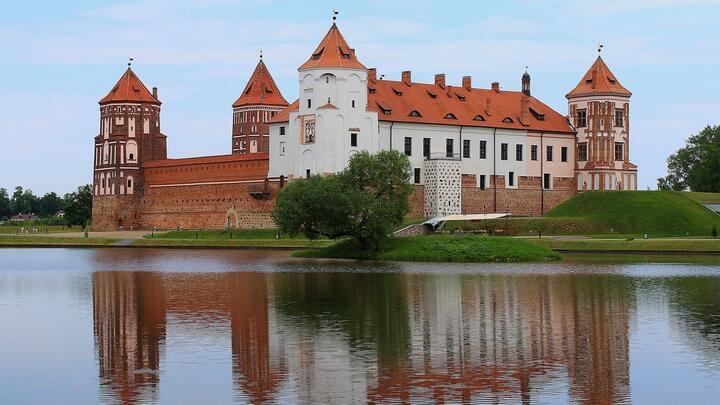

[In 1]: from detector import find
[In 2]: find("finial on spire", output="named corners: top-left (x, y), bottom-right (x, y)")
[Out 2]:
top-left (332, 9), bottom-right (338, 22)
top-left (597, 43), bottom-right (604, 55)
top-left (525, 65), bottom-right (529, 73)
top-left (128, 57), bottom-right (134, 68)
top-left (259, 49), bottom-right (263, 60)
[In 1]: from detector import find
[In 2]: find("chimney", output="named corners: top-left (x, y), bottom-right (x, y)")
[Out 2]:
top-left (591, 69), bottom-right (598, 89)
top-left (462, 75), bottom-right (472, 90)
top-left (368, 68), bottom-right (377, 82)
top-left (152, 87), bottom-right (158, 99)
top-left (401, 70), bottom-right (412, 85)
top-left (434, 73), bottom-right (446, 88)
top-left (491, 82), bottom-right (500, 93)
top-left (485, 98), bottom-right (492, 116)
top-left (520, 94), bottom-right (530, 126)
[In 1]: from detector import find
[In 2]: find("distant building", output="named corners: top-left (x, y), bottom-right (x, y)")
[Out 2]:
top-left (91, 20), bottom-right (637, 230)
top-left (10, 213), bottom-right (39, 222)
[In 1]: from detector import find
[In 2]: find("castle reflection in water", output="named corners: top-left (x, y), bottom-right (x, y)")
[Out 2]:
top-left (92, 265), bottom-right (634, 404)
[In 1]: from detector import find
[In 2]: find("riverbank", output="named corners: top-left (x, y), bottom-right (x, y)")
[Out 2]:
top-left (295, 235), bottom-right (561, 262)
top-left (529, 237), bottom-right (720, 254)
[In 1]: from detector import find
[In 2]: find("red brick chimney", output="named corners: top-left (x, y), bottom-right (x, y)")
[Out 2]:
top-left (152, 87), bottom-right (158, 99)
top-left (491, 82), bottom-right (500, 93)
top-left (485, 98), bottom-right (492, 116)
top-left (520, 94), bottom-right (530, 126)
top-left (368, 68), bottom-right (377, 82)
top-left (462, 76), bottom-right (472, 90)
top-left (435, 74), bottom-right (446, 88)
top-left (402, 70), bottom-right (412, 85)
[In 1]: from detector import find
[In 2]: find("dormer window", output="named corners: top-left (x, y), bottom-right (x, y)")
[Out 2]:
top-left (444, 113), bottom-right (457, 120)
top-left (312, 47), bottom-right (324, 60)
top-left (426, 90), bottom-right (437, 98)
top-left (368, 87), bottom-right (376, 94)
top-left (376, 102), bottom-right (391, 115)
top-left (530, 107), bottom-right (545, 121)
top-left (338, 46), bottom-right (352, 59)
top-left (503, 117), bottom-right (514, 123)
top-left (456, 93), bottom-right (466, 101)
top-left (392, 87), bottom-right (403, 96)
top-left (409, 110), bottom-right (422, 117)
top-left (473, 114), bottom-right (485, 121)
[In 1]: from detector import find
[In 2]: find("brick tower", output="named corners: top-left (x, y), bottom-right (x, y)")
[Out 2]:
top-left (567, 56), bottom-right (637, 191)
top-left (232, 56), bottom-right (288, 154)
top-left (92, 65), bottom-right (166, 230)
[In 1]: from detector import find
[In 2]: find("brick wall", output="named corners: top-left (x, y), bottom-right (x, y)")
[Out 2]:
top-left (92, 194), bottom-right (141, 230)
top-left (462, 175), bottom-right (576, 216)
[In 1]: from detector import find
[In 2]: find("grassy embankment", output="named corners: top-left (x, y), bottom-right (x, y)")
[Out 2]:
top-left (0, 225), bottom-right (79, 234)
top-left (685, 192), bottom-right (720, 204)
top-left (446, 191), bottom-right (719, 237)
top-left (530, 238), bottom-right (720, 253)
top-left (295, 235), bottom-right (560, 262)
top-left (0, 235), bottom-right (119, 246)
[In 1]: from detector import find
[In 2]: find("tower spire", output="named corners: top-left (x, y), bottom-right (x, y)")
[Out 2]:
top-left (128, 57), bottom-right (134, 68)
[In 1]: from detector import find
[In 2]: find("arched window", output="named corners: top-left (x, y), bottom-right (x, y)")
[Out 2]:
top-left (126, 140), bottom-right (138, 162)
top-left (127, 176), bottom-right (134, 195)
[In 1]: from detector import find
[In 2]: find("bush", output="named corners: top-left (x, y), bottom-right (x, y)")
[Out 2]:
top-left (712, 225), bottom-right (718, 238)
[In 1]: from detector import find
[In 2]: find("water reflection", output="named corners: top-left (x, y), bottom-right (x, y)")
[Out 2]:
top-left (92, 270), bottom-right (638, 404)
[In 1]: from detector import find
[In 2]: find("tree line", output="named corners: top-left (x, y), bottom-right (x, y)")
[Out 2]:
top-left (0, 185), bottom-right (93, 227)
top-left (658, 125), bottom-right (720, 192)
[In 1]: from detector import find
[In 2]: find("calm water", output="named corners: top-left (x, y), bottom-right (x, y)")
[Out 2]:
top-left (1, 249), bottom-right (719, 404)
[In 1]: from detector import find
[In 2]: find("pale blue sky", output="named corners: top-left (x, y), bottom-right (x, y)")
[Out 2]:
top-left (1, 0), bottom-right (718, 194)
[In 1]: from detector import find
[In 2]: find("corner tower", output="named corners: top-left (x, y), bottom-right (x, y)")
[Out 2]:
top-left (92, 66), bottom-right (166, 230)
top-left (567, 56), bottom-right (637, 191)
top-left (232, 56), bottom-right (288, 154)
top-left (268, 22), bottom-right (378, 179)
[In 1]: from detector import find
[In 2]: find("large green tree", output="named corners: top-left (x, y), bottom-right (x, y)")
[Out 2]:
top-left (63, 185), bottom-right (93, 228)
top-left (272, 150), bottom-right (412, 252)
top-left (0, 188), bottom-right (10, 219)
top-left (38, 192), bottom-right (64, 217)
top-left (658, 125), bottom-right (720, 192)
top-left (10, 186), bottom-right (39, 215)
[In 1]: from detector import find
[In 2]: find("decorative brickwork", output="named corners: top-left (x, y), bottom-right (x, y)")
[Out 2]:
top-left (423, 159), bottom-right (462, 217)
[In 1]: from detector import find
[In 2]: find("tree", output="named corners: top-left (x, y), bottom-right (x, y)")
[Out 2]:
top-left (38, 192), bottom-right (64, 217)
top-left (10, 186), bottom-right (39, 215)
top-left (272, 150), bottom-right (412, 252)
top-left (657, 125), bottom-right (720, 192)
top-left (0, 188), bottom-right (10, 220)
top-left (63, 185), bottom-right (93, 228)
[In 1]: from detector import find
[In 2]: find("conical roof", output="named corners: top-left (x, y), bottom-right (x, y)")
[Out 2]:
top-left (566, 56), bottom-right (631, 98)
top-left (232, 59), bottom-right (288, 108)
top-left (99, 68), bottom-right (160, 105)
top-left (299, 23), bottom-right (366, 70)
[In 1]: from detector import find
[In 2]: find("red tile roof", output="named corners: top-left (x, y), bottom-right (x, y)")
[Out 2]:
top-left (566, 56), bottom-right (631, 98)
top-left (369, 79), bottom-right (574, 133)
top-left (299, 23), bottom-right (366, 70)
top-left (267, 99), bottom-right (299, 124)
top-left (232, 59), bottom-right (289, 108)
top-left (144, 153), bottom-right (268, 168)
top-left (99, 68), bottom-right (160, 105)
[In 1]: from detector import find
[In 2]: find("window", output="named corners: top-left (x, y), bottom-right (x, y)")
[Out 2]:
top-left (480, 141), bottom-right (487, 159)
top-left (463, 139), bottom-right (470, 158)
top-left (508, 172), bottom-right (515, 187)
top-left (516, 144), bottom-right (523, 161)
top-left (352, 100), bottom-right (356, 108)
top-left (561, 146), bottom-right (568, 162)
top-left (127, 179), bottom-right (132, 188)
top-left (404, 137), bottom-right (412, 156)
top-left (503, 117), bottom-right (514, 123)
top-left (446, 139), bottom-right (454, 157)
top-left (615, 109), bottom-right (624, 127)
top-left (279, 142), bottom-right (286, 155)
top-left (351, 133), bottom-right (358, 147)
top-left (479, 175), bottom-right (486, 190)
top-left (501, 143), bottom-right (508, 160)
top-left (473, 114), bottom-right (485, 121)
top-left (251, 125), bottom-right (257, 134)
top-left (615, 142), bottom-right (624, 161)
top-left (544, 173), bottom-right (551, 189)
top-left (128, 153), bottom-right (134, 161)
top-left (578, 143), bottom-right (588, 161)
top-left (577, 109), bottom-right (587, 127)
top-left (444, 113), bottom-right (457, 120)
top-left (304, 120), bottom-right (315, 143)
top-left (409, 110), bottom-right (422, 117)
top-left (423, 138), bottom-right (431, 159)
top-left (414, 168), bottom-right (421, 184)
top-left (531, 145), bottom-right (538, 161)
top-left (546, 145), bottom-right (553, 162)
top-left (307, 99), bottom-right (312, 108)
top-left (306, 169), bottom-right (311, 179)
top-left (280, 126), bottom-right (285, 135)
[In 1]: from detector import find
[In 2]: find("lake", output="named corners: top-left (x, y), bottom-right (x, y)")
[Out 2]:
top-left (0, 248), bottom-right (719, 404)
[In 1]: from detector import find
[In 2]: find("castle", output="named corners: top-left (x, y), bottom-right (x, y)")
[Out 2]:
top-left (91, 21), bottom-right (637, 230)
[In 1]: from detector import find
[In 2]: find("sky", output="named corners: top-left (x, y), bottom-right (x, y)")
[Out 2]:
top-left (1, 0), bottom-right (719, 195)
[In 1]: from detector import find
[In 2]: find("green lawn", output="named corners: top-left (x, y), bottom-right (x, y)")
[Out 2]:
top-left (295, 235), bottom-right (560, 262)
top-left (531, 237), bottom-right (720, 253)
top-left (685, 192), bottom-right (720, 204)
top-left (0, 235), bottom-right (119, 246)
top-left (443, 217), bottom-right (606, 236)
top-left (150, 229), bottom-right (317, 240)
top-left (0, 225), bottom-right (79, 235)
top-left (545, 191), bottom-right (719, 236)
